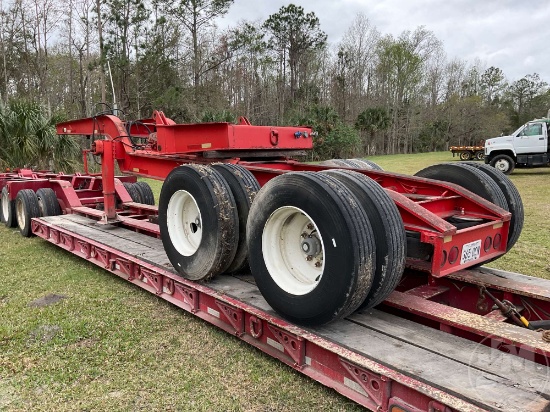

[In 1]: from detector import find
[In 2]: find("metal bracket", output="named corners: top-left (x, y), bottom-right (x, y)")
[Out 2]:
top-left (140, 268), bottom-right (163, 295)
top-left (59, 232), bottom-right (75, 251)
top-left (92, 246), bottom-right (110, 268)
top-left (109, 257), bottom-right (132, 277)
top-left (340, 358), bottom-right (391, 410)
top-left (215, 300), bottom-right (245, 336)
top-left (175, 283), bottom-right (199, 313)
top-left (75, 239), bottom-right (91, 258)
top-left (267, 324), bottom-right (305, 367)
top-left (49, 228), bottom-right (60, 244)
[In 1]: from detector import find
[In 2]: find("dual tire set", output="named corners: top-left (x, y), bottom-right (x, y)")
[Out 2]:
top-left (159, 163), bottom-right (406, 326)
top-left (1, 187), bottom-right (61, 237)
top-left (0, 181), bottom-right (156, 238)
top-left (415, 162), bottom-right (524, 254)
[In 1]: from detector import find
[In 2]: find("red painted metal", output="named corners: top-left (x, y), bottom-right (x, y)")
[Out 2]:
top-left (53, 111), bottom-right (512, 277)
top-left (92, 140), bottom-right (117, 222)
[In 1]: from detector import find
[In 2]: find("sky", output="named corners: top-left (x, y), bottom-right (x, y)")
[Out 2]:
top-left (216, 0), bottom-right (550, 82)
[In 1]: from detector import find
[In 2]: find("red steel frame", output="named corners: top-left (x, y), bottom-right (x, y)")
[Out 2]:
top-left (30, 216), bottom-right (550, 411)
top-left (26, 217), bottom-right (496, 411)
top-left (54, 112), bottom-right (511, 277)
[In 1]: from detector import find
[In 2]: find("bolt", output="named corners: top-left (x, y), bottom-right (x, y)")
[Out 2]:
top-left (306, 255), bottom-right (313, 261)
top-left (315, 261), bottom-right (322, 267)
top-left (307, 223), bottom-right (314, 230)
top-left (301, 232), bottom-right (307, 238)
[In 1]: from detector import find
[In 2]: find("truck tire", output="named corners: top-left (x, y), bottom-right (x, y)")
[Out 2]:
top-left (15, 189), bottom-right (40, 237)
top-left (475, 151), bottom-right (484, 161)
top-left (322, 170), bottom-right (405, 308)
top-left (490, 154), bottom-right (515, 174)
top-left (349, 159), bottom-right (383, 170)
top-left (459, 151), bottom-right (472, 161)
top-left (123, 182), bottom-right (141, 202)
top-left (36, 188), bottom-right (61, 216)
top-left (247, 172), bottom-right (376, 326)
top-left (134, 181), bottom-right (155, 205)
top-left (212, 163), bottom-right (260, 274)
top-left (2, 186), bottom-right (16, 228)
top-left (159, 165), bottom-right (239, 281)
top-left (318, 159), bottom-right (351, 168)
top-left (319, 158), bottom-right (383, 171)
top-left (340, 159), bottom-right (364, 168)
top-left (415, 163), bottom-right (508, 212)
top-left (462, 163), bottom-right (524, 251)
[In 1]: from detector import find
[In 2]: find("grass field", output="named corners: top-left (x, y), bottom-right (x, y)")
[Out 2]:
top-left (1, 152), bottom-right (549, 411)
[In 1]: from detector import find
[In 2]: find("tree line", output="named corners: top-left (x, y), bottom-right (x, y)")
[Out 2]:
top-left (1, 0), bottom-right (549, 166)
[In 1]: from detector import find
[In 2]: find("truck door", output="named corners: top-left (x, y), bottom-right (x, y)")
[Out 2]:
top-left (514, 122), bottom-right (547, 154)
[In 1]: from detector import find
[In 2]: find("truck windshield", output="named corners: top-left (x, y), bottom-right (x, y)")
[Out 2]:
top-left (512, 125), bottom-right (525, 137)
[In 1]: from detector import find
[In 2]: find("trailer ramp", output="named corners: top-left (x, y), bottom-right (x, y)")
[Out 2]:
top-left (33, 214), bottom-right (550, 412)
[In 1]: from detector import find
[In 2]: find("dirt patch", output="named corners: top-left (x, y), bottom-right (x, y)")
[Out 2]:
top-left (29, 293), bottom-right (67, 307)
top-left (28, 325), bottom-right (61, 343)
top-left (67, 338), bottom-right (97, 349)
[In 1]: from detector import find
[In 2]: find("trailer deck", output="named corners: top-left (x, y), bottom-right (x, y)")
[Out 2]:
top-left (32, 213), bottom-right (550, 412)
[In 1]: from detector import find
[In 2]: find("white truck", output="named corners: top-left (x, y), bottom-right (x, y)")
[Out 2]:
top-left (485, 117), bottom-right (550, 174)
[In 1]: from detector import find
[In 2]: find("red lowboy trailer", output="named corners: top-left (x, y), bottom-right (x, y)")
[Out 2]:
top-left (2, 110), bottom-right (549, 411)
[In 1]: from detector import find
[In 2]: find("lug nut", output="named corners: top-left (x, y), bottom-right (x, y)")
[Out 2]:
top-left (306, 256), bottom-right (313, 261)
top-left (315, 262), bottom-right (322, 267)
top-left (307, 223), bottom-right (314, 230)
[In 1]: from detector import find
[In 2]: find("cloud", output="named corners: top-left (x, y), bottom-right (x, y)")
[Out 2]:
top-left (217, 0), bottom-right (550, 81)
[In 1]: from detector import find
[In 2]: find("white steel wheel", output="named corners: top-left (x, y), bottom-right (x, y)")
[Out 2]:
top-left (2, 186), bottom-right (16, 228)
top-left (16, 197), bottom-right (25, 229)
top-left (491, 155), bottom-right (514, 174)
top-left (262, 206), bottom-right (325, 295)
top-left (159, 165), bottom-right (239, 281)
top-left (494, 159), bottom-right (509, 172)
top-left (2, 189), bottom-right (9, 223)
top-left (167, 190), bottom-right (203, 256)
top-left (247, 172), bottom-right (376, 326)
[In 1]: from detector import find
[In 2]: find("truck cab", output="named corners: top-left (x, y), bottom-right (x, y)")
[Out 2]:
top-left (485, 118), bottom-right (550, 174)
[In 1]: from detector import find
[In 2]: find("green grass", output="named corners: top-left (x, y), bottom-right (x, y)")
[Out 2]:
top-left (1, 153), bottom-right (549, 411)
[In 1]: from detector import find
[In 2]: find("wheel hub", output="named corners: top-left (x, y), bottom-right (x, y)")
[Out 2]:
top-left (494, 159), bottom-right (509, 172)
top-left (301, 235), bottom-right (321, 257)
top-left (262, 206), bottom-right (325, 295)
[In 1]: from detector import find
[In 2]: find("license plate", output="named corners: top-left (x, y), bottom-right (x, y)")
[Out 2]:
top-left (460, 239), bottom-right (482, 265)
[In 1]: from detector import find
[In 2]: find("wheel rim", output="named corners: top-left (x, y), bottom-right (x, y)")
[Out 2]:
top-left (494, 159), bottom-right (510, 173)
top-left (166, 190), bottom-right (203, 256)
top-left (2, 191), bottom-right (8, 221)
top-left (262, 206), bottom-right (325, 295)
top-left (37, 197), bottom-right (45, 217)
top-left (15, 198), bottom-right (26, 229)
